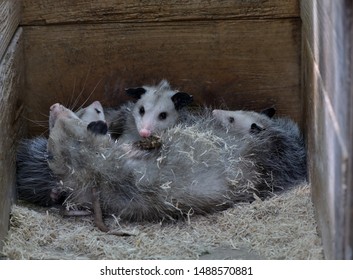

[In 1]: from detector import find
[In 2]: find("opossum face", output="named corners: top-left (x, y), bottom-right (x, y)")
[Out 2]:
top-left (48, 102), bottom-right (108, 163)
top-left (212, 108), bottom-right (276, 136)
top-left (49, 101), bottom-right (106, 135)
top-left (127, 80), bottom-right (193, 138)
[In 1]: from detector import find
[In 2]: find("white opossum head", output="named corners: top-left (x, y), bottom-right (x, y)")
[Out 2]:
top-left (126, 80), bottom-right (193, 138)
top-left (212, 107), bottom-right (276, 135)
top-left (47, 103), bottom-right (109, 180)
top-left (49, 101), bottom-right (107, 136)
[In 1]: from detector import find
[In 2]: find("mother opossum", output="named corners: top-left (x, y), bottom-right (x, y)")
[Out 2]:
top-left (47, 104), bottom-right (266, 226)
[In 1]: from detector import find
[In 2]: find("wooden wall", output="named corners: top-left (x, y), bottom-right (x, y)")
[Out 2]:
top-left (21, 0), bottom-right (302, 136)
top-left (301, 0), bottom-right (353, 259)
top-left (0, 0), bottom-right (24, 249)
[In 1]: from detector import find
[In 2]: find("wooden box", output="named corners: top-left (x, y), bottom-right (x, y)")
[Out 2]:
top-left (0, 0), bottom-right (351, 259)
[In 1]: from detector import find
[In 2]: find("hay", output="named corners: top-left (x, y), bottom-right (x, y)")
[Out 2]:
top-left (1, 183), bottom-right (323, 260)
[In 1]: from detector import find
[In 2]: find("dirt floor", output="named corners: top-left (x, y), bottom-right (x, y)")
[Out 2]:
top-left (1, 183), bottom-right (324, 260)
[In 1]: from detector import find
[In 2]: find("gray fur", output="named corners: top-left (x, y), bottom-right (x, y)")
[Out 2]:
top-left (47, 105), bottom-right (265, 222)
top-left (104, 102), bottom-right (133, 139)
top-left (18, 100), bottom-right (306, 226)
top-left (16, 101), bottom-right (106, 206)
top-left (16, 137), bottom-right (62, 206)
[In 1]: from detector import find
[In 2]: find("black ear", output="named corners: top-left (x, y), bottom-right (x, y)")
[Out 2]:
top-left (250, 123), bottom-right (264, 134)
top-left (260, 107), bottom-right (276, 118)
top-left (125, 87), bottom-right (146, 99)
top-left (171, 92), bottom-right (193, 110)
top-left (87, 121), bottom-right (108, 135)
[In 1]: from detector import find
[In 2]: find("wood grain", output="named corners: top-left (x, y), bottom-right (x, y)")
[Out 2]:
top-left (21, 0), bottom-right (299, 25)
top-left (0, 0), bottom-right (22, 61)
top-left (0, 28), bottom-right (25, 249)
top-left (301, 0), bottom-right (353, 259)
top-left (23, 18), bottom-right (301, 136)
top-left (347, 23), bottom-right (353, 259)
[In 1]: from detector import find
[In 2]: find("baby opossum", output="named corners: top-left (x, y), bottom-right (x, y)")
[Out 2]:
top-left (212, 108), bottom-right (307, 192)
top-left (105, 80), bottom-right (193, 142)
top-left (16, 101), bottom-right (106, 207)
top-left (47, 104), bottom-right (264, 228)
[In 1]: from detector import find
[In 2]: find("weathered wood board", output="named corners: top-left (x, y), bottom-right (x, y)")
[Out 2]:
top-left (301, 0), bottom-right (353, 259)
top-left (0, 0), bottom-right (21, 61)
top-left (0, 28), bottom-right (25, 250)
top-left (21, 0), bottom-right (299, 25)
top-left (23, 18), bottom-right (301, 136)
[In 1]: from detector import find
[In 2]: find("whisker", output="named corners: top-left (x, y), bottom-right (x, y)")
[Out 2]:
top-left (38, 128), bottom-right (49, 137)
top-left (68, 77), bottom-right (77, 110)
top-left (71, 67), bottom-right (92, 110)
top-left (76, 77), bottom-right (103, 112)
top-left (38, 112), bottom-right (49, 118)
top-left (22, 116), bottom-right (48, 129)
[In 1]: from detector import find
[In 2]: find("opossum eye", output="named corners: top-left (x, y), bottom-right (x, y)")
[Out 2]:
top-left (159, 112), bottom-right (167, 120)
top-left (228, 117), bottom-right (235, 123)
top-left (139, 106), bottom-right (145, 116)
top-left (94, 108), bottom-right (101, 114)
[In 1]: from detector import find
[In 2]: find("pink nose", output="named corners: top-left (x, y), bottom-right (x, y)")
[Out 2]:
top-left (139, 129), bottom-right (151, 138)
top-left (50, 103), bottom-right (60, 111)
top-left (92, 100), bottom-right (101, 107)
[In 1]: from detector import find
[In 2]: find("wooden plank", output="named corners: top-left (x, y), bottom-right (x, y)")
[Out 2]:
top-left (302, 36), bottom-right (349, 259)
top-left (21, 0), bottom-right (299, 25)
top-left (301, 0), bottom-right (350, 143)
top-left (301, 0), bottom-right (353, 259)
top-left (345, 2), bottom-right (353, 261)
top-left (0, 27), bottom-right (25, 250)
top-left (23, 18), bottom-right (301, 136)
top-left (0, 0), bottom-right (22, 61)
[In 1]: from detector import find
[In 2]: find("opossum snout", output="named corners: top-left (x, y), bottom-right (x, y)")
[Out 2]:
top-left (49, 103), bottom-right (64, 122)
top-left (49, 103), bottom-right (66, 130)
top-left (50, 103), bottom-right (61, 112)
top-left (139, 128), bottom-right (151, 138)
top-left (212, 109), bottom-right (224, 121)
top-left (212, 110), bottom-right (220, 117)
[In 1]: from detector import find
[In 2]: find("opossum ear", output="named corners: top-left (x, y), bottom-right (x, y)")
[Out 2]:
top-left (171, 92), bottom-right (193, 110)
top-left (250, 123), bottom-right (264, 134)
top-left (125, 87), bottom-right (146, 99)
top-left (87, 121), bottom-right (108, 135)
top-left (260, 107), bottom-right (276, 118)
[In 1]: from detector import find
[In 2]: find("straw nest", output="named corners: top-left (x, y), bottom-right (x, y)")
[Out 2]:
top-left (1, 183), bottom-right (323, 260)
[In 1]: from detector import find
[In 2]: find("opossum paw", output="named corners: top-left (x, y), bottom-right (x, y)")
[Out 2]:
top-left (87, 120), bottom-right (108, 135)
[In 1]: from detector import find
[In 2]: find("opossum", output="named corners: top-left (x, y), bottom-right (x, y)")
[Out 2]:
top-left (24, 98), bottom-right (306, 231)
top-left (16, 137), bottom-right (60, 206)
top-left (212, 108), bottom-right (307, 192)
top-left (105, 80), bottom-right (193, 142)
top-left (47, 104), bottom-right (264, 228)
top-left (16, 101), bottom-right (107, 207)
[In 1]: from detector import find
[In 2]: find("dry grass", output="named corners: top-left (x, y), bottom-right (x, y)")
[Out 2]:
top-left (1, 183), bottom-right (323, 260)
